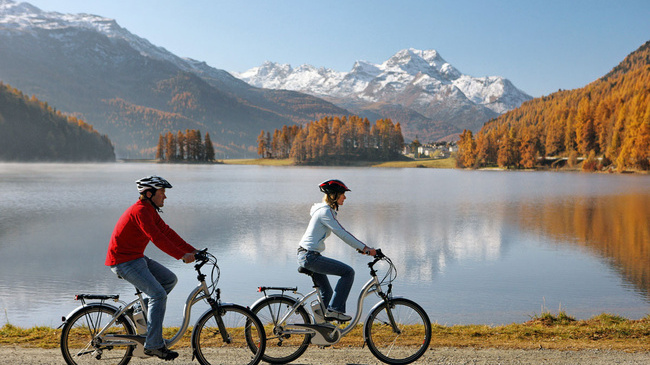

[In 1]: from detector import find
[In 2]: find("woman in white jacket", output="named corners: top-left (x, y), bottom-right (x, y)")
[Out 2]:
top-left (297, 179), bottom-right (376, 321)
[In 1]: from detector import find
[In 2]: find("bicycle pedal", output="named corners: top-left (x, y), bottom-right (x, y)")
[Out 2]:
top-left (325, 318), bottom-right (350, 323)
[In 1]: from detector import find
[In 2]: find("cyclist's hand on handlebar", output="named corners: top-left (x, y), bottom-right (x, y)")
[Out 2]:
top-left (182, 251), bottom-right (196, 263)
top-left (361, 246), bottom-right (377, 256)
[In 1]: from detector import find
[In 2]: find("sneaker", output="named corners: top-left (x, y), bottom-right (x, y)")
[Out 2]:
top-left (325, 309), bottom-right (352, 322)
top-left (144, 346), bottom-right (179, 361)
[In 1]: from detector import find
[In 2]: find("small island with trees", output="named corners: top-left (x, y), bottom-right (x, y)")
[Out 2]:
top-left (155, 129), bottom-right (216, 163)
top-left (256, 115), bottom-right (405, 165)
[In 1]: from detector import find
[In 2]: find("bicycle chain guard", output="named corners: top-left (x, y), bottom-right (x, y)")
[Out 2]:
top-left (292, 323), bottom-right (341, 346)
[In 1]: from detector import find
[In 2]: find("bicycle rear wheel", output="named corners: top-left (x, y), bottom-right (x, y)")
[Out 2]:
top-left (364, 298), bottom-right (432, 364)
top-left (249, 296), bottom-right (311, 364)
top-left (192, 304), bottom-right (266, 365)
top-left (60, 305), bottom-right (135, 365)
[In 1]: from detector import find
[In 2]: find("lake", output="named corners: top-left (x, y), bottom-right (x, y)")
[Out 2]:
top-left (0, 162), bottom-right (648, 328)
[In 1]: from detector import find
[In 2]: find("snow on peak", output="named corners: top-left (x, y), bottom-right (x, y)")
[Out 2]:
top-left (235, 48), bottom-right (531, 113)
top-left (0, 0), bottom-right (202, 71)
top-left (0, 0), bottom-right (122, 35)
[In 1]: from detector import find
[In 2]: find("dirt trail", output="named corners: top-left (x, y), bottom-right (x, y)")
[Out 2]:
top-left (2, 346), bottom-right (649, 364)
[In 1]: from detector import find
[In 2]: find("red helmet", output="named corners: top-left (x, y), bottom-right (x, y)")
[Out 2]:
top-left (319, 179), bottom-right (350, 195)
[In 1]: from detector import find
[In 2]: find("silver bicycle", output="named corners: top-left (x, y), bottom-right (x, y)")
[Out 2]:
top-left (59, 249), bottom-right (266, 365)
top-left (247, 249), bottom-right (431, 364)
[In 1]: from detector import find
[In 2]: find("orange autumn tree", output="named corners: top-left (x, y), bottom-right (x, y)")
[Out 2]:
top-left (258, 116), bottom-right (404, 164)
top-left (457, 40), bottom-right (650, 172)
top-left (156, 129), bottom-right (215, 162)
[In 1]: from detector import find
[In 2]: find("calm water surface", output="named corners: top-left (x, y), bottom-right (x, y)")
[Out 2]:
top-left (0, 162), bottom-right (648, 327)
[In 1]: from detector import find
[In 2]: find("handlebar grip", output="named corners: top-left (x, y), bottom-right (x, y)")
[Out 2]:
top-left (194, 248), bottom-right (209, 261)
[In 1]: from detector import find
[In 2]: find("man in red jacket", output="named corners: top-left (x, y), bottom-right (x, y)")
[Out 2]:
top-left (106, 175), bottom-right (197, 361)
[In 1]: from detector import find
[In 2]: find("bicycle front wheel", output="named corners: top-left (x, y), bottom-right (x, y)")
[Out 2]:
top-left (192, 304), bottom-right (266, 365)
top-left (249, 296), bottom-right (311, 364)
top-left (364, 298), bottom-right (432, 364)
top-left (60, 304), bottom-right (135, 365)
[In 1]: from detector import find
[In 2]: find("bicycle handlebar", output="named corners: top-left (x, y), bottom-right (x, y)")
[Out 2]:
top-left (194, 248), bottom-right (209, 263)
top-left (193, 248), bottom-right (216, 276)
top-left (192, 248), bottom-right (221, 298)
top-left (368, 248), bottom-right (385, 266)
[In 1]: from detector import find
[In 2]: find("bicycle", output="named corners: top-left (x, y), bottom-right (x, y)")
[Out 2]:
top-left (247, 249), bottom-right (431, 365)
top-left (59, 249), bottom-right (266, 365)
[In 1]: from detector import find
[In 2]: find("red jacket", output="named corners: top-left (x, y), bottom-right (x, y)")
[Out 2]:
top-left (105, 200), bottom-right (196, 266)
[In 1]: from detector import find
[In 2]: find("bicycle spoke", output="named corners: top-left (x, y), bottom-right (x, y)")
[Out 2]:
top-left (251, 296), bottom-right (311, 363)
top-left (60, 306), bottom-right (134, 365)
top-left (365, 298), bottom-right (431, 365)
top-left (193, 305), bottom-right (265, 365)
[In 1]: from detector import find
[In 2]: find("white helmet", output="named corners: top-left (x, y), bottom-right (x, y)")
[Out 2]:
top-left (135, 175), bottom-right (172, 193)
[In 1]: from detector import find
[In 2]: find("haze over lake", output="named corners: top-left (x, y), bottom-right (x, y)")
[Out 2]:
top-left (0, 163), bottom-right (648, 327)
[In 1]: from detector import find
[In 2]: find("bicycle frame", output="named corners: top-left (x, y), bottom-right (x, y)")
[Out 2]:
top-left (64, 273), bottom-right (219, 358)
top-left (258, 271), bottom-right (386, 344)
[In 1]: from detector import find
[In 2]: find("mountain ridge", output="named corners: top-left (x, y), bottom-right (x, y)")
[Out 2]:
top-left (235, 48), bottom-right (533, 141)
top-left (0, 0), bottom-right (349, 158)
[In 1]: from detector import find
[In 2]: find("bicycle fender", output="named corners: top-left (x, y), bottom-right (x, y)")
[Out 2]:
top-left (366, 296), bottom-right (406, 312)
top-left (190, 304), bottom-right (254, 352)
top-left (362, 296), bottom-right (406, 339)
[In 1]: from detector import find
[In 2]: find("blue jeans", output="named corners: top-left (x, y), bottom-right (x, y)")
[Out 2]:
top-left (297, 251), bottom-right (354, 313)
top-left (111, 256), bottom-right (178, 350)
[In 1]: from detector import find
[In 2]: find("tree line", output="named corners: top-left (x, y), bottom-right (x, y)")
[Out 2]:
top-left (156, 129), bottom-right (215, 162)
top-left (257, 116), bottom-right (405, 163)
top-left (457, 41), bottom-right (650, 172)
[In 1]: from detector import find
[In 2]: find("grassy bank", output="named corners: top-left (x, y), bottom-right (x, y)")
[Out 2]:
top-left (222, 158), bottom-right (295, 166)
top-left (2, 313), bottom-right (648, 351)
top-left (222, 157), bottom-right (456, 168)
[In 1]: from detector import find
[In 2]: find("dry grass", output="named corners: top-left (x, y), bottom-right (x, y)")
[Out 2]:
top-left (222, 158), bottom-right (294, 166)
top-left (3, 313), bottom-right (649, 351)
top-left (222, 157), bottom-right (457, 169)
top-left (371, 157), bottom-right (456, 169)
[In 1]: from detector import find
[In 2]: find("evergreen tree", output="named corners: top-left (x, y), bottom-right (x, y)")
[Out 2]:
top-left (204, 132), bottom-right (215, 161)
top-left (156, 134), bottom-right (165, 161)
top-left (177, 131), bottom-right (186, 160)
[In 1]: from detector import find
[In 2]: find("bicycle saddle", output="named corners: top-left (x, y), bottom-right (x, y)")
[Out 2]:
top-left (297, 266), bottom-right (314, 276)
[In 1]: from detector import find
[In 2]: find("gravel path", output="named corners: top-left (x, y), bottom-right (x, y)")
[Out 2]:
top-left (2, 346), bottom-right (649, 365)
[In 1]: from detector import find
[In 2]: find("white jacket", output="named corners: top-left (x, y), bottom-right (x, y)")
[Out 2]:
top-left (298, 202), bottom-right (365, 252)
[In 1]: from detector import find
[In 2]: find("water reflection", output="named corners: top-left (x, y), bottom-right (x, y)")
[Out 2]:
top-left (0, 163), bottom-right (648, 327)
top-left (511, 194), bottom-right (650, 299)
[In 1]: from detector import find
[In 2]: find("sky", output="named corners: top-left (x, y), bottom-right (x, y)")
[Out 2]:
top-left (25, 0), bottom-right (650, 97)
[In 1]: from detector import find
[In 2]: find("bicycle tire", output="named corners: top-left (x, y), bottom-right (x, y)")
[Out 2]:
top-left (248, 296), bottom-right (312, 364)
top-left (192, 304), bottom-right (266, 365)
top-left (60, 304), bottom-right (135, 365)
top-left (364, 298), bottom-right (432, 364)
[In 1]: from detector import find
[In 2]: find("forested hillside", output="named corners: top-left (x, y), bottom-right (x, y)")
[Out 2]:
top-left (457, 41), bottom-right (650, 172)
top-left (0, 82), bottom-right (115, 161)
top-left (0, 1), bottom-right (350, 158)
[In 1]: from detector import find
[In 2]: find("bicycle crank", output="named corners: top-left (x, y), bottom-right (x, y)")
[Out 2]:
top-left (292, 323), bottom-right (341, 346)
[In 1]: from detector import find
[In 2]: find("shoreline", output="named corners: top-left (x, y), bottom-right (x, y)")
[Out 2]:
top-left (115, 157), bottom-right (649, 174)
top-left (3, 312), bottom-right (649, 352)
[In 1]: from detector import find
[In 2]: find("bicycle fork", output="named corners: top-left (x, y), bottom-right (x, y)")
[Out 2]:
top-left (206, 290), bottom-right (232, 344)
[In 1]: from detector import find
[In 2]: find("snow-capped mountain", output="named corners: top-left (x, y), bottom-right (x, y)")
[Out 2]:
top-left (236, 49), bottom-right (532, 139)
top-left (0, 0), bottom-right (348, 157)
top-left (0, 0), bottom-right (238, 86)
